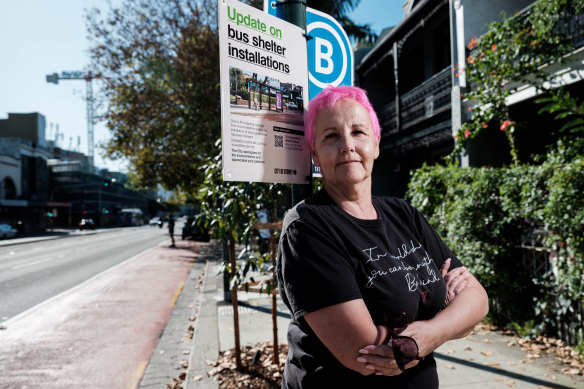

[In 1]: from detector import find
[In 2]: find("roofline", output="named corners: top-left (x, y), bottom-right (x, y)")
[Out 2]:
top-left (356, 0), bottom-right (436, 72)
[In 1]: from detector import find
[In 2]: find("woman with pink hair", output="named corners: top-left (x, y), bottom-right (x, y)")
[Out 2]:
top-left (277, 86), bottom-right (488, 388)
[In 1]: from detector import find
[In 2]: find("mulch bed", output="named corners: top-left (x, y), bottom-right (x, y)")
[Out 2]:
top-left (206, 341), bottom-right (289, 388)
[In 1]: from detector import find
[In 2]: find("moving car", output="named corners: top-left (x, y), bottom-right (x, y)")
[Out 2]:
top-left (149, 217), bottom-right (163, 227)
top-left (79, 218), bottom-right (96, 230)
top-left (0, 224), bottom-right (17, 239)
top-left (286, 101), bottom-right (298, 109)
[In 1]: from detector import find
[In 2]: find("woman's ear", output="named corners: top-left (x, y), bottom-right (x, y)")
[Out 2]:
top-left (311, 150), bottom-right (321, 168)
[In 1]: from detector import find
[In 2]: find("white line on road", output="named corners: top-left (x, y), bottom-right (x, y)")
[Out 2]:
top-left (2, 245), bottom-right (159, 326)
top-left (12, 257), bottom-right (54, 270)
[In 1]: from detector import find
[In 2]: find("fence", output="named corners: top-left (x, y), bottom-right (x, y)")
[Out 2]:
top-left (520, 229), bottom-right (583, 345)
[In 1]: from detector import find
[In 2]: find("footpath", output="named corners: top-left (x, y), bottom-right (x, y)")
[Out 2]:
top-left (141, 240), bottom-right (584, 389)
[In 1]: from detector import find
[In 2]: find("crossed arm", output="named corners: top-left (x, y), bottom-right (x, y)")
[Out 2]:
top-left (303, 260), bottom-right (489, 376)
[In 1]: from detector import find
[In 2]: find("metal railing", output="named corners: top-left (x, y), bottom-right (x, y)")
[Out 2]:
top-left (401, 67), bottom-right (451, 130)
top-left (515, 1), bottom-right (584, 52)
top-left (378, 102), bottom-right (398, 134)
top-left (378, 67), bottom-right (452, 137)
top-left (519, 228), bottom-right (583, 346)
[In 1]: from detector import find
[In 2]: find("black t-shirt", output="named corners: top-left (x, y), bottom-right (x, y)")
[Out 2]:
top-left (277, 189), bottom-right (463, 388)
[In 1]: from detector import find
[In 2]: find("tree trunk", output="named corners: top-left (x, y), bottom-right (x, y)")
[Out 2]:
top-left (229, 229), bottom-right (242, 369)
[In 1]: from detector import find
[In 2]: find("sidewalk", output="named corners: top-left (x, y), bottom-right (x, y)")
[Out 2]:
top-left (150, 240), bottom-right (583, 389)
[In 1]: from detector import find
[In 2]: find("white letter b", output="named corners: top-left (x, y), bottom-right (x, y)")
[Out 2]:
top-left (315, 37), bottom-right (333, 75)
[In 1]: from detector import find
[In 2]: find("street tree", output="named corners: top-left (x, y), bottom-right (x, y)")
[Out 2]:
top-left (86, 0), bottom-right (223, 195)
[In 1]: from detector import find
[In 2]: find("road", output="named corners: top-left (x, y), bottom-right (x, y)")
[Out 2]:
top-left (0, 224), bottom-right (205, 389)
top-left (0, 226), bottom-right (170, 322)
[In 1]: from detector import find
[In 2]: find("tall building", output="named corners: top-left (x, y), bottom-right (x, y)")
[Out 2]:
top-left (0, 113), bottom-right (51, 232)
top-left (0, 111), bottom-right (151, 232)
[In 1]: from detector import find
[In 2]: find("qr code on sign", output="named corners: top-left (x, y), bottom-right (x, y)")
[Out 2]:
top-left (274, 135), bottom-right (283, 148)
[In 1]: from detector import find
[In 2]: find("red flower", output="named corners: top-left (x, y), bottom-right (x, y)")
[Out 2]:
top-left (464, 130), bottom-right (470, 138)
top-left (456, 72), bottom-right (460, 77)
top-left (482, 123), bottom-right (489, 128)
top-left (454, 135), bottom-right (459, 140)
top-left (500, 120), bottom-right (512, 131)
top-left (467, 37), bottom-right (477, 50)
top-left (491, 44), bottom-right (497, 51)
top-left (531, 41), bottom-right (537, 46)
top-left (467, 106), bottom-right (472, 112)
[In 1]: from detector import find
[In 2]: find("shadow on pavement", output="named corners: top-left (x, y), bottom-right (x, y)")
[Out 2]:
top-left (435, 353), bottom-right (575, 389)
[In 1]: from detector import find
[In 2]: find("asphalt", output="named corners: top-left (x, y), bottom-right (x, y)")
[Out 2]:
top-left (3, 232), bottom-right (583, 388)
top-left (0, 226), bottom-right (126, 247)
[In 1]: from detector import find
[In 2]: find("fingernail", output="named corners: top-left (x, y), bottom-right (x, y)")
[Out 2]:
top-left (357, 357), bottom-right (366, 362)
top-left (358, 349), bottom-right (368, 354)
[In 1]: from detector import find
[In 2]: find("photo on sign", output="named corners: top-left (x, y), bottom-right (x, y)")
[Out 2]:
top-left (229, 66), bottom-right (304, 127)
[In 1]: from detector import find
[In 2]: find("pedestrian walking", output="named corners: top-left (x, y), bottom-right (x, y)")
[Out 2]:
top-left (168, 217), bottom-right (175, 247)
top-left (277, 86), bottom-right (489, 388)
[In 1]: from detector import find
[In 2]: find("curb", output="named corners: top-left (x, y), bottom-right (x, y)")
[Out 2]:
top-left (185, 242), bottom-right (221, 389)
top-left (137, 240), bottom-right (211, 389)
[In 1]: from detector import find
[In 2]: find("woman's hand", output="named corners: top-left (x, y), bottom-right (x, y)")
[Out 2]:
top-left (440, 258), bottom-right (471, 306)
top-left (357, 319), bottom-right (429, 376)
top-left (357, 344), bottom-right (407, 376)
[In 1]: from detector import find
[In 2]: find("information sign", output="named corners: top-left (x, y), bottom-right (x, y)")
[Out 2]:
top-left (264, 1), bottom-right (353, 100)
top-left (219, 0), bottom-right (310, 183)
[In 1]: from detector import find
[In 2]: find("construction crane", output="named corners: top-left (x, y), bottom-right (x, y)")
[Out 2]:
top-left (46, 70), bottom-right (100, 173)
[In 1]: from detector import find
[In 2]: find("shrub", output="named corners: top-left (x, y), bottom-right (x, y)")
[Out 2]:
top-left (407, 139), bottom-right (584, 335)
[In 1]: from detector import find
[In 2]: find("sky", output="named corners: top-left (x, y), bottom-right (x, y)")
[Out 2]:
top-left (0, 0), bottom-right (405, 173)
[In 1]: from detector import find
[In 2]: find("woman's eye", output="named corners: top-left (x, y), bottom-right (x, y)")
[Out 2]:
top-left (324, 133), bottom-right (337, 139)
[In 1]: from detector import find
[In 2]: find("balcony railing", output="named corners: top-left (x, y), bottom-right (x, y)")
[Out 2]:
top-left (516, 2), bottom-right (584, 51)
top-left (379, 102), bottom-right (398, 134)
top-left (401, 66), bottom-right (451, 130)
top-left (378, 66), bottom-right (452, 137)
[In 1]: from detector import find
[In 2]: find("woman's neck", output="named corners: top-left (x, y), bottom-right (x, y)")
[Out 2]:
top-left (324, 181), bottom-right (377, 220)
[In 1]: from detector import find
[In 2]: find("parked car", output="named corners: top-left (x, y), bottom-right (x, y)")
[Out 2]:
top-left (79, 218), bottom-right (96, 230)
top-left (286, 101), bottom-right (298, 109)
top-left (0, 224), bottom-right (17, 239)
top-left (182, 216), bottom-right (210, 242)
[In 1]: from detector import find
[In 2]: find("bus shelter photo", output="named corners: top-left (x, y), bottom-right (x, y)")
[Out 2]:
top-left (229, 66), bottom-right (304, 126)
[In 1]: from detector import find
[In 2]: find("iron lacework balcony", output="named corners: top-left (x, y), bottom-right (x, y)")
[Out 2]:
top-left (515, 1), bottom-right (584, 51)
top-left (378, 66), bottom-right (452, 137)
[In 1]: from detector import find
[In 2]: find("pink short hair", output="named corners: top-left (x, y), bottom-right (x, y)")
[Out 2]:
top-left (304, 86), bottom-right (381, 151)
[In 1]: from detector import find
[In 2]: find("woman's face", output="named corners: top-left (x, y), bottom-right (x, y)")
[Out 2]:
top-left (312, 98), bottom-right (380, 189)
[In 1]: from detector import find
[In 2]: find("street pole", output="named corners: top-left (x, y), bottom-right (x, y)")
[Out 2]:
top-left (275, 0), bottom-right (312, 205)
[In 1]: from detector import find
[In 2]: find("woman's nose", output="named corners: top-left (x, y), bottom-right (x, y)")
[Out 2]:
top-left (340, 133), bottom-right (355, 153)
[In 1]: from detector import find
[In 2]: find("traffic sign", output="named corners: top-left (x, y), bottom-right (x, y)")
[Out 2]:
top-left (265, 1), bottom-right (353, 100)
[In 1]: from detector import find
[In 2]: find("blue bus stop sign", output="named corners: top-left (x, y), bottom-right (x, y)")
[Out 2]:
top-left (264, 1), bottom-right (353, 100)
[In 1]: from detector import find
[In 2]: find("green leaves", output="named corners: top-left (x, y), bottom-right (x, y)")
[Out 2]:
top-left (86, 0), bottom-right (221, 194)
top-left (408, 139), bottom-right (584, 327)
top-left (536, 89), bottom-right (584, 135)
top-left (457, 0), bottom-right (583, 164)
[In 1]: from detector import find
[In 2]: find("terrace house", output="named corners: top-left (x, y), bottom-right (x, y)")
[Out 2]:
top-left (356, 0), bottom-right (584, 197)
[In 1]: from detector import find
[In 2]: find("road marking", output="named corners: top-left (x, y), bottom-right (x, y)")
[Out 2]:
top-left (12, 257), bottom-right (54, 270)
top-left (171, 281), bottom-right (185, 307)
top-left (2, 245), bottom-right (159, 326)
top-left (127, 360), bottom-right (148, 389)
